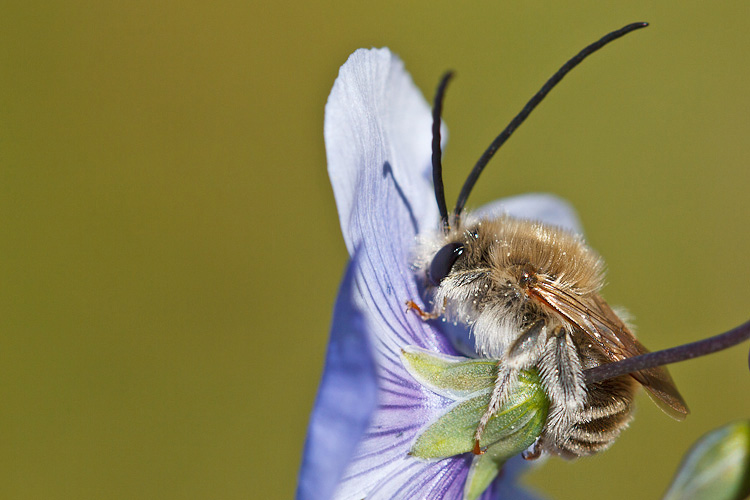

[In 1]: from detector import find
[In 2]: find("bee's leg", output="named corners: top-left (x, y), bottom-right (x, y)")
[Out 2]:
top-left (405, 299), bottom-right (446, 320)
top-left (472, 320), bottom-right (546, 454)
top-left (405, 300), bottom-right (439, 320)
top-left (537, 326), bottom-right (586, 443)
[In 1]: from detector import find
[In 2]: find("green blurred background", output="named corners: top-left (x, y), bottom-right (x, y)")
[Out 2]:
top-left (2, 1), bottom-right (749, 499)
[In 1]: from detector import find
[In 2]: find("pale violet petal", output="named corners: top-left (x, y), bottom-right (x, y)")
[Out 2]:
top-left (472, 193), bottom-right (583, 235)
top-left (362, 454), bottom-right (540, 500)
top-left (332, 253), bottom-right (460, 499)
top-left (324, 47), bottom-right (455, 356)
top-left (297, 258), bottom-right (377, 500)
top-left (325, 47), bottom-right (439, 256)
top-left (366, 455), bottom-right (477, 500)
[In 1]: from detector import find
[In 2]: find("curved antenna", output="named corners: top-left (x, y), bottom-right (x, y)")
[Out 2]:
top-left (453, 22), bottom-right (649, 217)
top-left (431, 71), bottom-right (454, 231)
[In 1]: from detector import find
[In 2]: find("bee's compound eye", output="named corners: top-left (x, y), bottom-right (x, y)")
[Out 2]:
top-left (429, 242), bottom-right (464, 286)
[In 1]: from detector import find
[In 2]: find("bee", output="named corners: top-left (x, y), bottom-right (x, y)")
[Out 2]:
top-left (410, 23), bottom-right (689, 459)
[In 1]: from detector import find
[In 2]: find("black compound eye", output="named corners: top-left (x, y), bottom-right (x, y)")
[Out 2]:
top-left (428, 242), bottom-right (465, 286)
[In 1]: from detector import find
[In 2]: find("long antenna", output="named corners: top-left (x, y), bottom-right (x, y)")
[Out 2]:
top-left (453, 22), bottom-right (649, 217)
top-left (432, 71), bottom-right (454, 231)
top-left (583, 319), bottom-right (750, 384)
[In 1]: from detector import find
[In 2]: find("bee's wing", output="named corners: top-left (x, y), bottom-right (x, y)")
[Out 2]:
top-left (531, 279), bottom-right (689, 420)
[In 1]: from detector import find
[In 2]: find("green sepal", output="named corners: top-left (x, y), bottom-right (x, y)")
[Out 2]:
top-left (402, 348), bottom-right (549, 500)
top-left (408, 368), bottom-right (548, 459)
top-left (463, 435), bottom-right (526, 500)
top-left (401, 346), bottom-right (497, 398)
top-left (663, 420), bottom-right (750, 500)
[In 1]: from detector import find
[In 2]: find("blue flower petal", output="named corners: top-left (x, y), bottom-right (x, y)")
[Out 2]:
top-left (366, 454), bottom-right (477, 499)
top-left (296, 257), bottom-right (377, 500)
top-left (325, 47), bottom-right (439, 257)
top-left (324, 47), bottom-right (456, 355)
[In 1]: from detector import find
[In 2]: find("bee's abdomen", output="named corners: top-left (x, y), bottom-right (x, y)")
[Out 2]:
top-left (555, 374), bottom-right (637, 458)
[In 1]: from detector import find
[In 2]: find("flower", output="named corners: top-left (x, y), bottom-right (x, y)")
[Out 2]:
top-left (297, 48), bottom-right (584, 500)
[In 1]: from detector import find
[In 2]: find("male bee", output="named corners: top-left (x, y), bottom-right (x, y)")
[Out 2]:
top-left (411, 23), bottom-right (689, 459)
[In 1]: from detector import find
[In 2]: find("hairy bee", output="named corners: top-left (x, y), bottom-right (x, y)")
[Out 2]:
top-left (416, 214), bottom-right (688, 458)
top-left (411, 23), bottom-right (689, 459)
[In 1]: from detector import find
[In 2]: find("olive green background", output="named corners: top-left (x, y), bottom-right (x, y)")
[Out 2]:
top-left (2, 2), bottom-right (749, 499)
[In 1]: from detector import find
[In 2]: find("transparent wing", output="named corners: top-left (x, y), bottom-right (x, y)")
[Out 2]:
top-left (529, 278), bottom-right (689, 420)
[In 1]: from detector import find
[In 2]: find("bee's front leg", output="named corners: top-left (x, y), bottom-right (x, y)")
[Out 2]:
top-left (405, 298), bottom-right (447, 320)
top-left (405, 300), bottom-right (440, 320)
